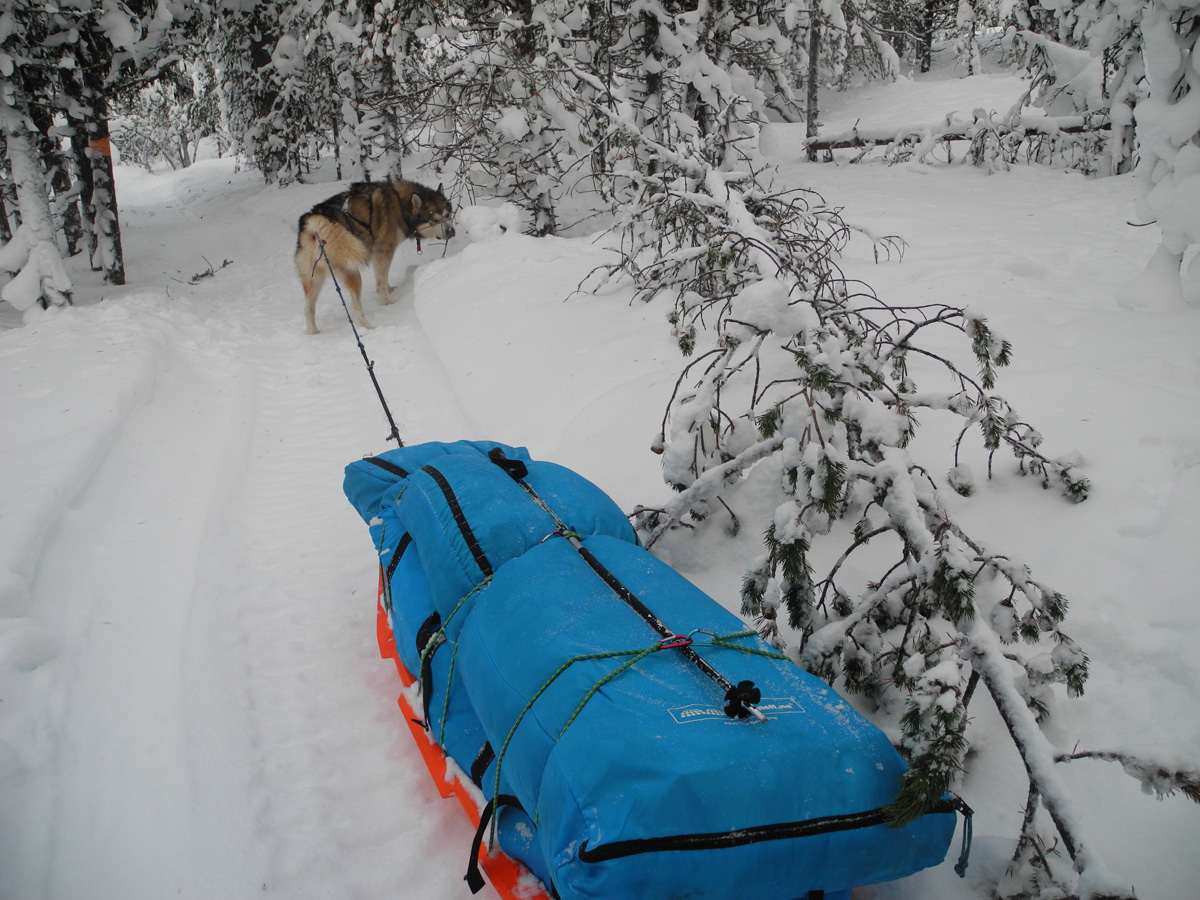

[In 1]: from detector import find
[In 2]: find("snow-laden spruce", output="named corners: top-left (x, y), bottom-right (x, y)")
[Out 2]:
top-left (574, 42), bottom-right (1196, 897)
top-left (0, 82), bottom-right (72, 311)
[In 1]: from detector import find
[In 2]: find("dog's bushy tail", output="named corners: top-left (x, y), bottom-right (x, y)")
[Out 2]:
top-left (295, 213), bottom-right (371, 276)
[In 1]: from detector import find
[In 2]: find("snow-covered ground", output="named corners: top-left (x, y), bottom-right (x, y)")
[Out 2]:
top-left (2, 58), bottom-right (1198, 900)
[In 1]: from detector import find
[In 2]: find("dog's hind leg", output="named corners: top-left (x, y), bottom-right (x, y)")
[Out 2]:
top-left (301, 260), bottom-right (326, 334)
top-left (339, 266), bottom-right (373, 330)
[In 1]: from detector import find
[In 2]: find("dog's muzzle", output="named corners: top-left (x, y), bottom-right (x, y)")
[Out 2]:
top-left (419, 220), bottom-right (455, 241)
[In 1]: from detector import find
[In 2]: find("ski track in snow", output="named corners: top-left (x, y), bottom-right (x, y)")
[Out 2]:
top-left (0, 177), bottom-right (485, 900)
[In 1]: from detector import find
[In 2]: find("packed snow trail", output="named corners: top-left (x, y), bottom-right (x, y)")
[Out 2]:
top-left (0, 168), bottom-right (494, 900)
top-left (0, 160), bottom-right (677, 900)
top-left (0, 299), bottom-right (265, 898)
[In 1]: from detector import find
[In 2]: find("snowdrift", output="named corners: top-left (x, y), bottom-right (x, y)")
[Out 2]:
top-left (343, 440), bottom-right (966, 900)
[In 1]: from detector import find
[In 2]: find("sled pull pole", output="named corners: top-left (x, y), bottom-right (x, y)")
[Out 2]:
top-left (316, 238), bottom-right (404, 447)
top-left (486, 448), bottom-right (766, 721)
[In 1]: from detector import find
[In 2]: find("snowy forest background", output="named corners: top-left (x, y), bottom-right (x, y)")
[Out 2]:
top-left (2, 1), bottom-right (1199, 899)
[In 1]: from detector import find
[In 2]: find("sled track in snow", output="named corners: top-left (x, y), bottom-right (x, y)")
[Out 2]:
top-left (0, 260), bottom-right (492, 899)
top-left (194, 282), bottom-right (488, 897)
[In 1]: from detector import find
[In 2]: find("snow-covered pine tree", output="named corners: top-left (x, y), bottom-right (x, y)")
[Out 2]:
top-left (951, 0), bottom-right (984, 74)
top-left (361, 0), bottom-right (452, 179)
top-left (1123, 0), bottom-right (1200, 307)
top-left (111, 62), bottom-right (220, 172)
top-left (0, 4), bottom-right (78, 309)
top-left (1000, 1), bottom-right (1140, 176)
top-left (204, 1), bottom-right (304, 182)
top-left (561, 4), bottom-right (1198, 893)
top-left (867, 0), bottom-right (958, 72)
top-left (772, 0), bottom-right (901, 161)
top-left (0, 184), bottom-right (13, 243)
top-left (0, 76), bottom-right (72, 311)
top-left (0, 0), bottom-right (177, 296)
top-left (1003, 0), bottom-right (1198, 303)
top-left (292, 0), bottom-right (382, 182)
top-left (405, 0), bottom-right (577, 234)
top-left (67, 16), bottom-right (130, 286)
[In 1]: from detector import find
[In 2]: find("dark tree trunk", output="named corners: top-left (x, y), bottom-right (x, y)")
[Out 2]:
top-left (85, 94), bottom-right (126, 285)
top-left (52, 160), bottom-right (83, 258)
top-left (247, 12), bottom-right (284, 180)
top-left (0, 77), bottom-right (72, 307)
top-left (66, 120), bottom-right (100, 270)
top-left (1, 140), bottom-right (17, 245)
top-left (806, 21), bottom-right (821, 162)
top-left (64, 27), bottom-right (125, 284)
top-left (642, 10), bottom-right (664, 176)
top-left (24, 87), bottom-right (84, 257)
top-left (921, 0), bottom-right (937, 74)
top-left (0, 196), bottom-right (10, 243)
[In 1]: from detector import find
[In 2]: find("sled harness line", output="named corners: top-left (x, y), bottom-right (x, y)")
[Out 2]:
top-left (486, 448), bottom-right (767, 723)
top-left (314, 236), bottom-right (403, 447)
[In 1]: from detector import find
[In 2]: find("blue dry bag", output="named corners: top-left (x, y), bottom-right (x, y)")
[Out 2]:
top-left (343, 440), bottom-right (966, 900)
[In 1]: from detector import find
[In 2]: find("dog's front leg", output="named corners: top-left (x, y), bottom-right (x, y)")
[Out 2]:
top-left (372, 246), bottom-right (399, 305)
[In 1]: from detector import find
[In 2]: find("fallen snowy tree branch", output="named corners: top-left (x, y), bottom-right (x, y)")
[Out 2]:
top-left (578, 42), bottom-right (1192, 900)
top-left (969, 621), bottom-right (1135, 899)
top-left (804, 113), bottom-right (1110, 153)
top-left (641, 435), bottom-right (785, 550)
top-left (1054, 750), bottom-right (1200, 805)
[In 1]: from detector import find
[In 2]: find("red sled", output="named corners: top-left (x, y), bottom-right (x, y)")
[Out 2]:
top-left (375, 574), bottom-right (552, 900)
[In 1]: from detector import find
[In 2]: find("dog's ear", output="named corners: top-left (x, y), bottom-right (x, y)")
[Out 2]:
top-left (411, 194), bottom-right (423, 214)
top-left (437, 182), bottom-right (443, 194)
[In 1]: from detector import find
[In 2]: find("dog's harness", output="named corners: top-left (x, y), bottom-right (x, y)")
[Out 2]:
top-left (390, 182), bottom-right (424, 253)
top-left (341, 195), bottom-right (374, 239)
top-left (340, 183), bottom-right (431, 252)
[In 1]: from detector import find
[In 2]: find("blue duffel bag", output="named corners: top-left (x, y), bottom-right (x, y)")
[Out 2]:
top-left (343, 441), bottom-right (967, 900)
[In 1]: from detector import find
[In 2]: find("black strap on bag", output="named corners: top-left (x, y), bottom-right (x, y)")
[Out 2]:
top-left (486, 447), bottom-right (764, 720)
top-left (385, 532), bottom-right (412, 588)
top-left (487, 450), bottom-right (528, 481)
top-left (364, 456), bottom-right (409, 478)
top-left (465, 794), bottom-right (526, 894)
top-left (421, 464), bottom-right (494, 578)
top-left (470, 742), bottom-right (495, 788)
top-left (415, 611), bottom-right (445, 727)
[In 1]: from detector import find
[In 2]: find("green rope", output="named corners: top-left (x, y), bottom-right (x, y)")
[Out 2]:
top-left (708, 630), bottom-right (791, 662)
top-left (439, 639), bottom-right (461, 747)
top-left (416, 576), bottom-right (493, 680)
top-left (489, 644), bottom-right (658, 843)
top-left (374, 522), bottom-right (392, 615)
top-left (484, 628), bottom-right (788, 847)
top-left (555, 647), bottom-right (662, 740)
